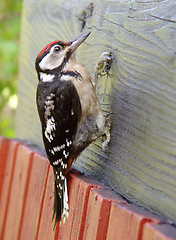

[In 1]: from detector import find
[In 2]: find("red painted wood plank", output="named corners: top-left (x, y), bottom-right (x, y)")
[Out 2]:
top-left (0, 138), bottom-right (175, 240)
top-left (106, 202), bottom-right (159, 240)
top-left (83, 187), bottom-right (127, 240)
top-left (18, 153), bottom-right (50, 240)
top-left (56, 173), bottom-right (104, 240)
top-left (0, 140), bottom-right (20, 240)
top-left (142, 223), bottom-right (176, 240)
top-left (0, 137), bottom-right (10, 197)
top-left (2, 145), bottom-right (34, 240)
top-left (36, 165), bottom-right (55, 240)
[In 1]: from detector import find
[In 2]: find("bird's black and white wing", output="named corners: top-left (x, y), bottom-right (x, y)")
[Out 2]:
top-left (37, 79), bottom-right (81, 226)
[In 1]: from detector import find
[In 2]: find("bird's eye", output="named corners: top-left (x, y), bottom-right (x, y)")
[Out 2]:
top-left (54, 46), bottom-right (61, 52)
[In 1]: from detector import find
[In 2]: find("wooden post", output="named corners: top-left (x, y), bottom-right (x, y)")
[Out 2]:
top-left (16, 0), bottom-right (176, 224)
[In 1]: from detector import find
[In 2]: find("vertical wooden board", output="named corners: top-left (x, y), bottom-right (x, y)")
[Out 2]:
top-left (0, 140), bottom-right (19, 240)
top-left (82, 188), bottom-right (127, 240)
top-left (17, 0), bottom-right (176, 224)
top-left (19, 153), bottom-right (50, 240)
top-left (2, 145), bottom-right (34, 240)
top-left (0, 137), bottom-right (10, 197)
top-left (36, 165), bottom-right (55, 240)
top-left (142, 223), bottom-right (176, 240)
top-left (106, 202), bottom-right (159, 240)
top-left (73, 175), bottom-right (103, 240)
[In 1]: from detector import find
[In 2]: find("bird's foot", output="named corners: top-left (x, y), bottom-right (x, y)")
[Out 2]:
top-left (102, 113), bottom-right (112, 151)
top-left (94, 51), bottom-right (114, 87)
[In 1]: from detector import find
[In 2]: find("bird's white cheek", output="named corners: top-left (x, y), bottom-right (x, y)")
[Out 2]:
top-left (39, 52), bottom-right (65, 70)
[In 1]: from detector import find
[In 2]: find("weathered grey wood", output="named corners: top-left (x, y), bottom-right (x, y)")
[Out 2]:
top-left (16, 0), bottom-right (176, 223)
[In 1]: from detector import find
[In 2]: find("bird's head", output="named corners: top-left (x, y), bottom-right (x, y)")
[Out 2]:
top-left (35, 32), bottom-right (91, 74)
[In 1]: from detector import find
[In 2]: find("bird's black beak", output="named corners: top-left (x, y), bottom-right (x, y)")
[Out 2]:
top-left (68, 32), bottom-right (91, 53)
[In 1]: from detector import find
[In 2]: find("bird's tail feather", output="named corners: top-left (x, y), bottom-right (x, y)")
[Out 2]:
top-left (61, 178), bottom-right (69, 224)
top-left (52, 177), bottom-right (69, 229)
top-left (52, 181), bottom-right (62, 229)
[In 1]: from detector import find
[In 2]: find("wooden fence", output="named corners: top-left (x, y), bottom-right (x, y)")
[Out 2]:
top-left (15, 0), bottom-right (176, 230)
top-left (1, 136), bottom-right (176, 239)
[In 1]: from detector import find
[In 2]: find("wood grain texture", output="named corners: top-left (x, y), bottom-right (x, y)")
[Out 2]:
top-left (16, 0), bottom-right (176, 223)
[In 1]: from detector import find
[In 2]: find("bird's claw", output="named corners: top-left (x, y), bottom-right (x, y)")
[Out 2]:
top-left (102, 113), bottom-right (112, 151)
top-left (94, 51), bottom-right (114, 87)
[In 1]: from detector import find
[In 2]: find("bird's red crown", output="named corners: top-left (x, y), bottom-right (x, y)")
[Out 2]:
top-left (38, 40), bottom-right (58, 57)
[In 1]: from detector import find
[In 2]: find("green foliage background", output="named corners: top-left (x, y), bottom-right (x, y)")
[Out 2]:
top-left (0, 0), bottom-right (22, 137)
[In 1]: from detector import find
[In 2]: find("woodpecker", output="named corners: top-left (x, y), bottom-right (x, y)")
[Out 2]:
top-left (35, 32), bottom-right (107, 227)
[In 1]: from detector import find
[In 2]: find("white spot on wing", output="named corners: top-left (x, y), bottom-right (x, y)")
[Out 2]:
top-left (63, 150), bottom-right (69, 159)
top-left (60, 171), bottom-right (65, 180)
top-left (44, 93), bottom-right (55, 120)
top-left (60, 144), bottom-right (65, 150)
top-left (60, 161), bottom-right (63, 168)
top-left (50, 150), bottom-right (55, 155)
top-left (45, 116), bottom-right (56, 142)
top-left (61, 161), bottom-right (67, 169)
top-left (47, 93), bottom-right (55, 99)
top-left (53, 157), bottom-right (63, 166)
top-left (52, 144), bottom-right (65, 153)
top-left (66, 139), bottom-right (72, 147)
top-left (53, 159), bottom-right (59, 165)
top-left (45, 100), bottom-right (54, 105)
top-left (53, 146), bottom-right (59, 152)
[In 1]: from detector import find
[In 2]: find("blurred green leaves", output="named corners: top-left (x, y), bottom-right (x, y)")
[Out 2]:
top-left (0, 0), bottom-right (22, 137)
